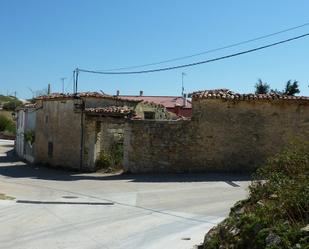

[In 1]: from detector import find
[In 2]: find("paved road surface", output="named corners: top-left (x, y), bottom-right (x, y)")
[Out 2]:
top-left (0, 139), bottom-right (251, 249)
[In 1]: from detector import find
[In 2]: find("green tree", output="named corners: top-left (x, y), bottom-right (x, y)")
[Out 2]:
top-left (254, 79), bottom-right (270, 94)
top-left (2, 99), bottom-right (22, 111)
top-left (270, 88), bottom-right (283, 95)
top-left (0, 115), bottom-right (15, 133)
top-left (0, 115), bottom-right (10, 132)
top-left (283, 80), bottom-right (300, 96)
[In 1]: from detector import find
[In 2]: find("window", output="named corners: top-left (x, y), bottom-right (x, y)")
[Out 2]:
top-left (48, 142), bottom-right (53, 158)
top-left (144, 111), bottom-right (155, 120)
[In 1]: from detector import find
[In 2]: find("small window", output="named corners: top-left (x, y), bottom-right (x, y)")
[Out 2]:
top-left (144, 111), bottom-right (155, 120)
top-left (48, 142), bottom-right (53, 158)
top-left (45, 115), bottom-right (49, 124)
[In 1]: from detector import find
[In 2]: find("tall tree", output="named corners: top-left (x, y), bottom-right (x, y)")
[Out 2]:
top-left (255, 79), bottom-right (270, 94)
top-left (283, 80), bottom-right (300, 96)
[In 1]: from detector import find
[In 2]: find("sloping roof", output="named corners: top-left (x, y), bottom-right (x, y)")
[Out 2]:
top-left (23, 103), bottom-right (37, 108)
top-left (192, 89), bottom-right (309, 101)
top-left (117, 95), bottom-right (192, 108)
top-left (16, 102), bottom-right (37, 111)
top-left (85, 106), bottom-right (134, 116)
top-left (36, 92), bottom-right (142, 102)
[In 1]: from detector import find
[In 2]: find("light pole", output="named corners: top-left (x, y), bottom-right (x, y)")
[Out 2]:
top-left (181, 72), bottom-right (186, 97)
top-left (61, 77), bottom-right (67, 93)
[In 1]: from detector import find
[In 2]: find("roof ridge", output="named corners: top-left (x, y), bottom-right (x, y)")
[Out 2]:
top-left (192, 89), bottom-right (309, 101)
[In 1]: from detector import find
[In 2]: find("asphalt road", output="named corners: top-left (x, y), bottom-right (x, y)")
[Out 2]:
top-left (0, 139), bottom-right (251, 249)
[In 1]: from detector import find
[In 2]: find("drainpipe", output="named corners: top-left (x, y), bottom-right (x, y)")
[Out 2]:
top-left (79, 99), bottom-right (85, 171)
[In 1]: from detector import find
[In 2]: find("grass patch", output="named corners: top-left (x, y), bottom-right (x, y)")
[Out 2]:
top-left (0, 193), bottom-right (15, 200)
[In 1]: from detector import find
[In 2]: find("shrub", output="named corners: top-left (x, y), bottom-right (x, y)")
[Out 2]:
top-left (250, 140), bottom-right (309, 226)
top-left (2, 100), bottom-right (22, 111)
top-left (24, 130), bottom-right (35, 145)
top-left (203, 140), bottom-right (309, 249)
top-left (95, 143), bottom-right (123, 171)
top-left (0, 114), bottom-right (16, 134)
top-left (0, 115), bottom-right (10, 131)
top-left (96, 150), bottom-right (113, 169)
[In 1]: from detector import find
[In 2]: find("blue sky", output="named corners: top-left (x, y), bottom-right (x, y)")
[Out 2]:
top-left (1, 0), bottom-right (309, 99)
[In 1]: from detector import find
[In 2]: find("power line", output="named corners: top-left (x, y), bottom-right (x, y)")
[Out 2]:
top-left (78, 32), bottom-right (309, 75)
top-left (98, 22), bottom-right (309, 71)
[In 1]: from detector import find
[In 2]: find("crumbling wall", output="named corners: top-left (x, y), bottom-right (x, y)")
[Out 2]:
top-left (83, 116), bottom-right (126, 171)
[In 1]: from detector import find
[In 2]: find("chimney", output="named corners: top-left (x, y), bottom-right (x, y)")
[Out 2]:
top-left (139, 90), bottom-right (143, 96)
top-left (116, 90), bottom-right (120, 96)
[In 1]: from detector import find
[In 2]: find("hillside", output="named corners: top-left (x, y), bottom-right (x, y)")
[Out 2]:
top-left (0, 94), bottom-right (23, 111)
top-left (0, 95), bottom-right (16, 103)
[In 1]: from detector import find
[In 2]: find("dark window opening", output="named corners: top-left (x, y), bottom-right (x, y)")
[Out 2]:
top-left (45, 115), bottom-right (49, 124)
top-left (48, 142), bottom-right (53, 158)
top-left (144, 111), bottom-right (155, 120)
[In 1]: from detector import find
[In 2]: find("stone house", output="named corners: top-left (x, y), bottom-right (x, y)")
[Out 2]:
top-left (124, 89), bottom-right (309, 173)
top-left (117, 92), bottom-right (192, 118)
top-left (33, 92), bottom-right (170, 171)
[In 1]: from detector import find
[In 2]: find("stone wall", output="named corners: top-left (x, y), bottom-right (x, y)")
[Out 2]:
top-left (124, 99), bottom-right (309, 173)
top-left (124, 120), bottom-right (193, 173)
top-left (35, 99), bottom-right (82, 169)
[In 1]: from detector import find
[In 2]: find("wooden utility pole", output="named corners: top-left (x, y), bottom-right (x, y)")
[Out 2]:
top-left (61, 77), bottom-right (67, 93)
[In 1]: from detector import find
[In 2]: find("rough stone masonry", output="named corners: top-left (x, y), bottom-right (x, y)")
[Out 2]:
top-left (124, 89), bottom-right (309, 173)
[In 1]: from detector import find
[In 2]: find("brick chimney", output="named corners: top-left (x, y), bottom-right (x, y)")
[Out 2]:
top-left (139, 90), bottom-right (143, 96)
top-left (116, 90), bottom-right (120, 96)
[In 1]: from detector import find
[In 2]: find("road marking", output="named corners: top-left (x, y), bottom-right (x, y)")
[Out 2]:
top-left (62, 195), bottom-right (79, 199)
top-left (225, 181), bottom-right (240, 187)
top-left (16, 200), bottom-right (114, 205)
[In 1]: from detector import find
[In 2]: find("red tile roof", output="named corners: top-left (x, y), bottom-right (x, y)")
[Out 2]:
top-left (16, 103), bottom-right (37, 111)
top-left (23, 103), bottom-right (37, 108)
top-left (192, 89), bottom-right (309, 101)
top-left (117, 95), bottom-right (192, 108)
top-left (36, 92), bottom-right (142, 102)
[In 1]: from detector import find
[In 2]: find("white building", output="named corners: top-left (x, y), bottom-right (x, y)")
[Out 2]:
top-left (15, 104), bottom-right (37, 163)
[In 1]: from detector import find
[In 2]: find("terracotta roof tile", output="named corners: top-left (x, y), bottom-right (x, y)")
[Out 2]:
top-left (85, 106), bottom-right (134, 115)
top-left (117, 95), bottom-right (192, 108)
top-left (36, 92), bottom-right (142, 102)
top-left (192, 89), bottom-right (309, 101)
top-left (23, 103), bottom-right (37, 108)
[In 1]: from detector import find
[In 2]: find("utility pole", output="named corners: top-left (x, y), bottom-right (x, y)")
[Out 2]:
top-left (73, 68), bottom-right (79, 94)
top-left (73, 70), bottom-right (76, 93)
top-left (47, 83), bottom-right (51, 95)
top-left (60, 77), bottom-right (67, 93)
top-left (14, 91), bottom-right (17, 110)
top-left (181, 72), bottom-right (186, 97)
